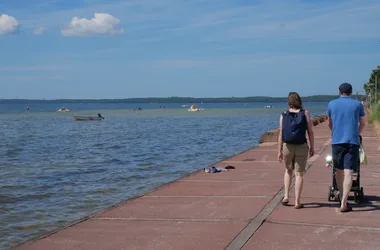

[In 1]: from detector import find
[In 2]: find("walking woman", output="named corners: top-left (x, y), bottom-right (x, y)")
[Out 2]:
top-left (277, 92), bottom-right (315, 208)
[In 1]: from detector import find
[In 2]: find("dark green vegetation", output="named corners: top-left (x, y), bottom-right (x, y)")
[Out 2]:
top-left (363, 66), bottom-right (380, 97)
top-left (369, 104), bottom-right (380, 123)
top-left (363, 66), bottom-right (380, 123)
top-left (0, 95), bottom-right (359, 104)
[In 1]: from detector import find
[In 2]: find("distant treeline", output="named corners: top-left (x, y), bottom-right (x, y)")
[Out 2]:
top-left (0, 95), bottom-right (364, 104)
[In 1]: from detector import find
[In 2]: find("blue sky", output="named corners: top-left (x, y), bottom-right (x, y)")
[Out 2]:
top-left (0, 0), bottom-right (379, 99)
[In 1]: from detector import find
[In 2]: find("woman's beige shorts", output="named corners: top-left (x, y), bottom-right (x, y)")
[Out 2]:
top-left (283, 143), bottom-right (308, 172)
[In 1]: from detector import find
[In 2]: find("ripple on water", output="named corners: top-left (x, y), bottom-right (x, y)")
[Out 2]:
top-left (136, 162), bottom-right (154, 167)
top-left (109, 145), bottom-right (124, 150)
top-left (6, 147), bottom-right (24, 156)
top-left (93, 143), bottom-right (105, 148)
top-left (103, 158), bottom-right (122, 164)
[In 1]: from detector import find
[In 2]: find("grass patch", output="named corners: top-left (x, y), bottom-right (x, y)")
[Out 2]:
top-left (368, 104), bottom-right (380, 124)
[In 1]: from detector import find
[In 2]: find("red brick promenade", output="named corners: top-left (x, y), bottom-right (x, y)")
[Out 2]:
top-left (17, 120), bottom-right (380, 250)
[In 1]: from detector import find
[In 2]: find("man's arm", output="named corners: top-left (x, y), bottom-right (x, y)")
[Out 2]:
top-left (361, 102), bottom-right (368, 124)
top-left (327, 102), bottom-right (332, 131)
top-left (359, 103), bottom-right (366, 135)
top-left (328, 116), bottom-right (332, 131)
top-left (305, 110), bottom-right (314, 151)
top-left (359, 117), bottom-right (365, 135)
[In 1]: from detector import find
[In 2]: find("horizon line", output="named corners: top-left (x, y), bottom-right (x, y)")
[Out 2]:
top-left (0, 94), bottom-right (353, 101)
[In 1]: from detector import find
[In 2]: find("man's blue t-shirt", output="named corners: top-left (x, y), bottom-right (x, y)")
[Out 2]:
top-left (327, 96), bottom-right (365, 145)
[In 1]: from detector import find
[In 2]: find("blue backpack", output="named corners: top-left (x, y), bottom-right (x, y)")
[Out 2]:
top-left (281, 110), bottom-right (307, 144)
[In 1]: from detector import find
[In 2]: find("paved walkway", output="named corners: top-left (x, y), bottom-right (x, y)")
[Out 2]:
top-left (17, 121), bottom-right (380, 250)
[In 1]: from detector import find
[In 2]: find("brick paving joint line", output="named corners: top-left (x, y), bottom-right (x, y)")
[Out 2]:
top-left (225, 137), bottom-right (331, 250)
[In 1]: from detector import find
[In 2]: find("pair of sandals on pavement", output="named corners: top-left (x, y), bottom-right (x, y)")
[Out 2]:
top-left (281, 198), bottom-right (353, 212)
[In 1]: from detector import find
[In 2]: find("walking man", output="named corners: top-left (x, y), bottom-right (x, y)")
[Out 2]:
top-left (327, 83), bottom-right (366, 212)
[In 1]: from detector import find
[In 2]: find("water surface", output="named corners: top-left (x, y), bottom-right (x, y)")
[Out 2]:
top-left (0, 102), bottom-right (328, 249)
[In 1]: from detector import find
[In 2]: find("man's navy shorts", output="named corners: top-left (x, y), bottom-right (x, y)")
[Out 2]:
top-left (332, 143), bottom-right (360, 170)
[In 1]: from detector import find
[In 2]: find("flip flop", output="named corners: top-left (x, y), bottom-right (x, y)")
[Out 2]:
top-left (295, 204), bottom-right (304, 209)
top-left (281, 198), bottom-right (289, 205)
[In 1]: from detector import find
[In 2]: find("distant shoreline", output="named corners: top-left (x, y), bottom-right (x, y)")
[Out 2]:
top-left (0, 95), bottom-right (364, 104)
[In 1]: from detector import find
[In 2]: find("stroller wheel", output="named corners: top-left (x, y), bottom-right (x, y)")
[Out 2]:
top-left (354, 187), bottom-right (364, 203)
top-left (328, 188), bottom-right (334, 201)
top-left (335, 194), bottom-right (340, 202)
top-left (354, 192), bottom-right (358, 203)
top-left (359, 187), bottom-right (364, 200)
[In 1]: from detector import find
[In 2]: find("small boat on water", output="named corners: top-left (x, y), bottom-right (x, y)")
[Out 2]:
top-left (74, 115), bottom-right (104, 121)
top-left (57, 107), bottom-right (70, 112)
top-left (182, 104), bottom-right (189, 108)
top-left (188, 104), bottom-right (204, 112)
top-left (264, 105), bottom-right (273, 108)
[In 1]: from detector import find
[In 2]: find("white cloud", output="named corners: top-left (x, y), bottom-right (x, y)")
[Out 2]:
top-left (61, 13), bottom-right (124, 37)
top-left (33, 26), bottom-right (45, 35)
top-left (0, 14), bottom-right (20, 35)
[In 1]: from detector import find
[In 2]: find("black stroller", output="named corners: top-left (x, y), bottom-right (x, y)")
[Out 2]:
top-left (327, 136), bottom-right (364, 203)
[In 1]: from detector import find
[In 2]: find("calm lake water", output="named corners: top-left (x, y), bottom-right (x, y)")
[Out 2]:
top-left (0, 102), bottom-right (328, 249)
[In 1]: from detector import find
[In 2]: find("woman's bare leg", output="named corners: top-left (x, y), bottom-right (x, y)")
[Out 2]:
top-left (284, 169), bottom-right (293, 201)
top-left (295, 172), bottom-right (304, 206)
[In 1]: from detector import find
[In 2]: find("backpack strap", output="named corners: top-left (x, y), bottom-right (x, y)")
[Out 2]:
top-left (287, 109), bottom-right (305, 115)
